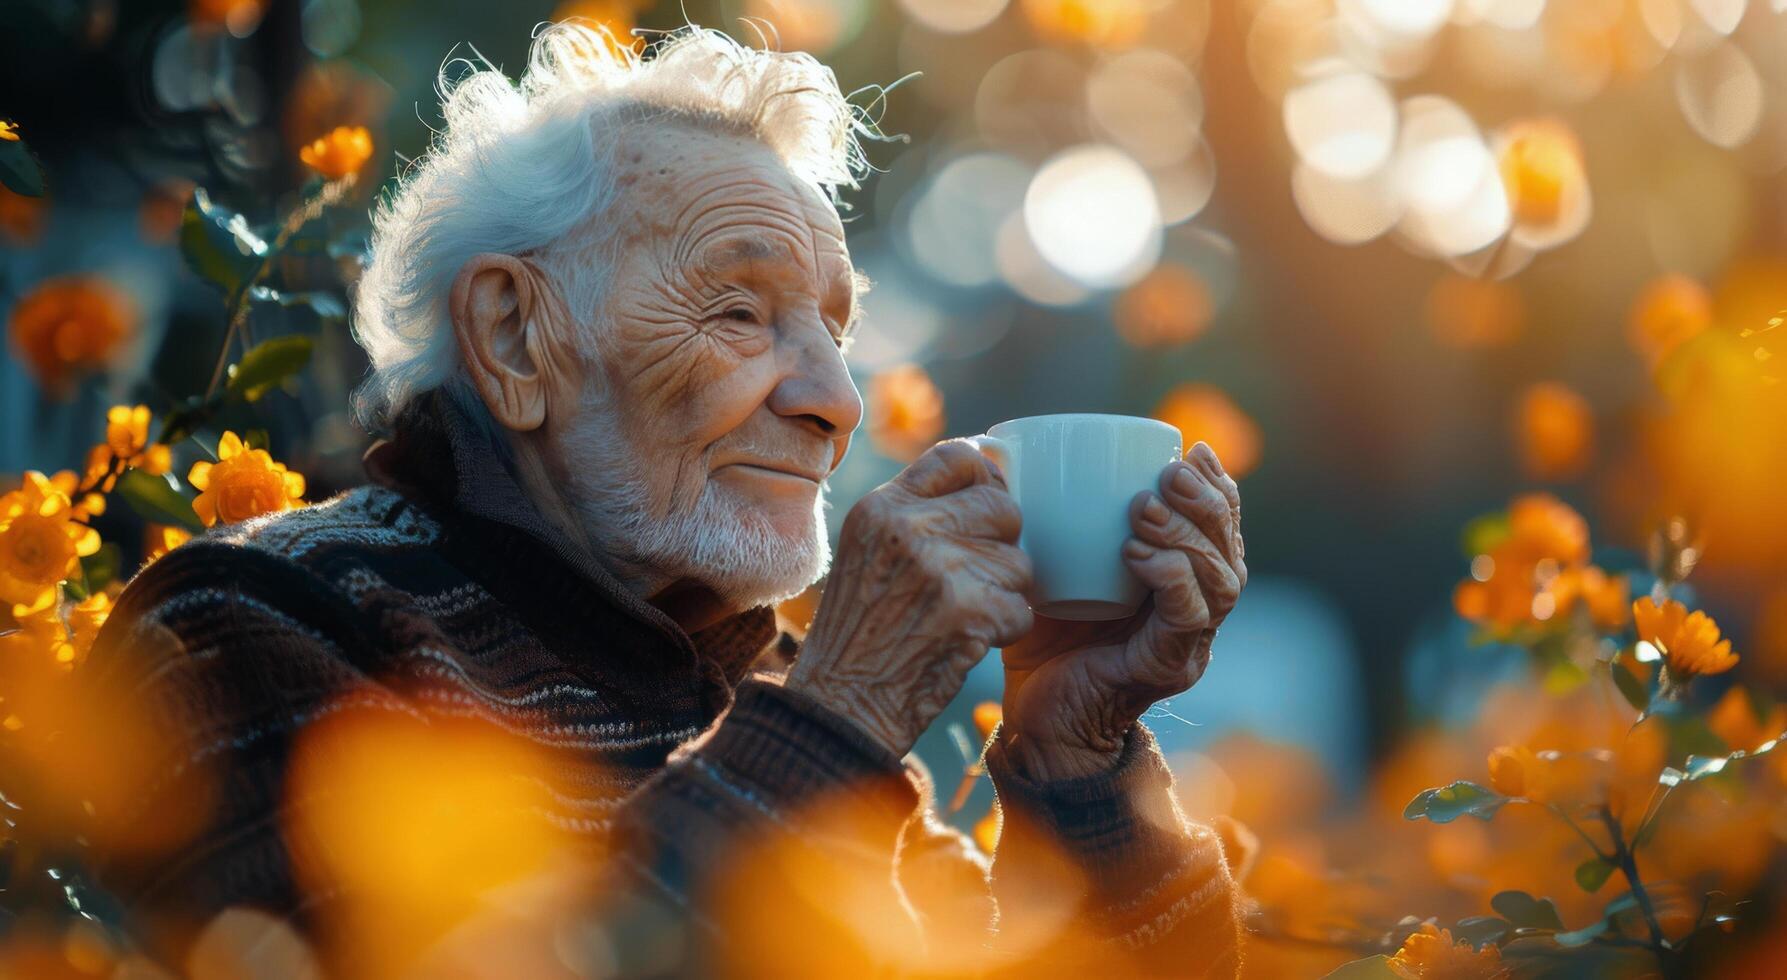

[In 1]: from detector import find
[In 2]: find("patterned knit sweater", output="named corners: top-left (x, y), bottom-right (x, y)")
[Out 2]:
top-left (88, 393), bottom-right (1241, 978)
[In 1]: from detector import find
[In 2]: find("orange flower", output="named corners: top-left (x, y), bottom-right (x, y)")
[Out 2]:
top-left (1388, 923), bottom-right (1508, 980)
top-left (1455, 494), bottom-right (1594, 634)
top-left (104, 404), bottom-right (172, 476)
top-left (1546, 565), bottom-right (1628, 631)
top-left (1628, 275), bottom-right (1712, 367)
top-left (188, 431), bottom-right (306, 528)
top-left (1113, 264), bottom-right (1212, 349)
top-left (299, 125), bottom-right (373, 182)
top-left (1152, 383), bottom-right (1262, 479)
top-left (1707, 687), bottom-right (1785, 754)
top-left (867, 363), bottom-right (946, 463)
top-left (1496, 118), bottom-right (1584, 229)
top-left (0, 472), bottom-right (101, 613)
top-left (1486, 745), bottom-right (1555, 803)
top-left (0, 185), bottom-right (45, 243)
top-left (1505, 493), bottom-right (1589, 566)
top-left (1514, 382), bottom-right (1593, 482)
top-left (143, 524), bottom-right (193, 566)
top-left (1633, 597), bottom-right (1737, 680)
top-left (7, 275), bottom-right (135, 394)
top-left (1425, 274), bottom-right (1525, 350)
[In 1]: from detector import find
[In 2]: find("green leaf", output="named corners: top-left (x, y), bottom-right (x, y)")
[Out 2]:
top-left (1452, 915), bottom-right (1512, 948)
top-left (180, 188), bottom-right (267, 295)
top-left (1552, 919), bottom-right (1607, 948)
top-left (1491, 891), bottom-right (1565, 931)
top-left (1575, 857), bottom-right (1616, 893)
top-left (0, 135), bottom-right (45, 197)
top-left (1404, 781), bottom-right (1508, 823)
top-left (227, 335), bottom-right (313, 402)
top-left (79, 543), bottom-right (121, 593)
top-left (1611, 656), bottom-right (1650, 714)
top-left (1321, 954), bottom-right (1399, 980)
top-left (117, 469), bottom-right (202, 532)
top-left (1461, 512), bottom-right (1511, 558)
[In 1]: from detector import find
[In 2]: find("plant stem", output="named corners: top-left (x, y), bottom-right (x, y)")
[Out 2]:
top-left (1598, 805), bottom-right (1669, 972)
top-left (1548, 804), bottom-right (1611, 862)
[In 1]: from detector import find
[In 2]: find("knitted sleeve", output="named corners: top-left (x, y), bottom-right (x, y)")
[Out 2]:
top-left (79, 542), bottom-right (395, 960)
top-left (982, 723), bottom-right (1244, 978)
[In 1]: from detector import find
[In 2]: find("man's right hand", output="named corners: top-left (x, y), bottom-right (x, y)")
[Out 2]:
top-left (786, 440), bottom-right (1034, 757)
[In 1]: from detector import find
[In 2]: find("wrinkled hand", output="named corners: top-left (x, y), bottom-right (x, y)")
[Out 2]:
top-left (787, 441), bottom-right (1034, 756)
top-left (999, 442), bottom-right (1246, 782)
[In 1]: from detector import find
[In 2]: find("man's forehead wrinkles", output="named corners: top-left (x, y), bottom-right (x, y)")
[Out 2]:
top-left (680, 208), bottom-right (816, 275)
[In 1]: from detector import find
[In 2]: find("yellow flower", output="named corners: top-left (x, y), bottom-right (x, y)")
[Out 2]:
top-left (0, 589), bottom-right (73, 662)
top-left (1633, 596), bottom-right (1738, 680)
top-left (188, 431), bottom-right (306, 527)
top-left (143, 524), bottom-right (193, 566)
top-left (105, 404), bottom-right (172, 476)
top-left (1486, 745), bottom-right (1553, 803)
top-left (7, 274), bottom-right (136, 395)
top-left (67, 592), bottom-right (110, 664)
top-left (0, 472), bottom-right (101, 612)
top-left (0, 120), bottom-right (19, 141)
top-left (299, 125), bottom-right (373, 181)
top-left (47, 470), bottom-right (105, 523)
top-left (1388, 923), bottom-right (1508, 980)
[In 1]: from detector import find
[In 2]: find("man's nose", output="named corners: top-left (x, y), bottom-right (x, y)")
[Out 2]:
top-left (767, 317), bottom-right (863, 439)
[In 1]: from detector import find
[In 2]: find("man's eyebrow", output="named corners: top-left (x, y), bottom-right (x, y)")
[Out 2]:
top-left (698, 235), bottom-right (796, 271)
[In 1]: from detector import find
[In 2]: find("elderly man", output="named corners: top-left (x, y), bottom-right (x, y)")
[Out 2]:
top-left (91, 24), bottom-right (1247, 978)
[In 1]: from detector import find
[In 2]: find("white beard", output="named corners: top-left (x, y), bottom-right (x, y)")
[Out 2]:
top-left (564, 406), bottom-right (831, 609)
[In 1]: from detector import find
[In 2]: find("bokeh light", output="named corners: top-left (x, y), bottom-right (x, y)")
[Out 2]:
top-left (1113, 263), bottom-right (1213, 349)
top-left (1284, 65), bottom-right (1398, 180)
top-left (1152, 383), bottom-right (1262, 478)
top-left (1674, 40), bottom-right (1765, 148)
top-left (1392, 96), bottom-right (1512, 257)
top-left (866, 362), bottom-right (947, 462)
top-left (1087, 49), bottom-right (1204, 168)
top-left (904, 153), bottom-right (1031, 289)
top-left (1426, 273), bottom-right (1526, 349)
top-left (1023, 144), bottom-right (1163, 289)
top-left (897, 0), bottom-right (1010, 33)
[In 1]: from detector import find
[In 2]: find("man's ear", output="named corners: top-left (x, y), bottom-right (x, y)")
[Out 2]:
top-left (451, 253), bottom-right (558, 432)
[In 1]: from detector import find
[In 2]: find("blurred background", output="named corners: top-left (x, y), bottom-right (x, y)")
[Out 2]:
top-left (4, 3), bottom-right (1787, 971)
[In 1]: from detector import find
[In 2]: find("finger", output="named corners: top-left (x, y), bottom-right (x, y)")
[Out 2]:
top-left (934, 483), bottom-right (1023, 542)
top-left (1158, 461), bottom-right (1237, 563)
top-left (1122, 538), bottom-right (1210, 637)
top-left (897, 439), bottom-right (1004, 498)
top-left (1130, 493), bottom-right (1242, 616)
top-left (1190, 443), bottom-right (1243, 557)
top-left (971, 540), bottom-right (1034, 594)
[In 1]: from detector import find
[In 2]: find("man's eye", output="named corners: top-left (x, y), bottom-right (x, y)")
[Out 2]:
top-left (720, 307), bottom-right (758, 324)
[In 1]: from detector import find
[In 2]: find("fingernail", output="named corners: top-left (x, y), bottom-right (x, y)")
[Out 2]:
top-left (1143, 494), bottom-right (1170, 524)
top-left (1171, 463), bottom-right (1198, 495)
top-left (1123, 538), bottom-right (1154, 560)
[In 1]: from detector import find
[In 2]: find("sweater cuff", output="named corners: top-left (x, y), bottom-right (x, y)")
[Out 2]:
top-left (986, 723), bottom-right (1197, 903)
top-left (699, 679), bottom-right (916, 813)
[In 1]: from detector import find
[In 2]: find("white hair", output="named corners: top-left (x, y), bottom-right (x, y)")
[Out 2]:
top-left (352, 21), bottom-right (876, 431)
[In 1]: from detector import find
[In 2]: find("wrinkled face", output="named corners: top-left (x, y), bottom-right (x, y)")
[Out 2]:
top-left (555, 124), bottom-right (863, 607)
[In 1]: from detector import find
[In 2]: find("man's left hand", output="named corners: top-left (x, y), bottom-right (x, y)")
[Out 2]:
top-left (998, 442), bottom-right (1246, 782)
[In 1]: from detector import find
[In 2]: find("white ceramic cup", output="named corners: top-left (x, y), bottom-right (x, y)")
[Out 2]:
top-left (968, 414), bottom-right (1183, 622)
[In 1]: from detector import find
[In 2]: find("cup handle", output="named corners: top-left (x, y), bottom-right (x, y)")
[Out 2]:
top-left (965, 434), bottom-right (1018, 500)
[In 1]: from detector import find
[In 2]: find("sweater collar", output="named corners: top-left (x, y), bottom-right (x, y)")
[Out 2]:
top-left (362, 390), bottom-right (778, 689)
